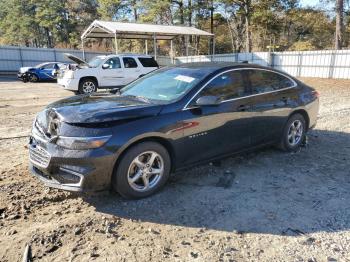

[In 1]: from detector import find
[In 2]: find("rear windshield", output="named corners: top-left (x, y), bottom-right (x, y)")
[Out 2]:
top-left (138, 57), bottom-right (159, 68)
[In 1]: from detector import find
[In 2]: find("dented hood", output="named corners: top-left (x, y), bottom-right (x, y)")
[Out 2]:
top-left (47, 93), bottom-right (163, 124)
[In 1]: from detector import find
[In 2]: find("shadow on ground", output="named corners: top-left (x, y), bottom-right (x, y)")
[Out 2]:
top-left (0, 75), bottom-right (57, 83)
top-left (84, 129), bottom-right (350, 236)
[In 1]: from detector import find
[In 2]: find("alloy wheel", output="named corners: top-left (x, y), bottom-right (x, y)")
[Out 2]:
top-left (29, 74), bottom-right (38, 82)
top-left (82, 81), bottom-right (96, 94)
top-left (127, 151), bottom-right (164, 192)
top-left (287, 119), bottom-right (303, 146)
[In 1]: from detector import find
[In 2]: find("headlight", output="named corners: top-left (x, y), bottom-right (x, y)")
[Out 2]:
top-left (56, 135), bottom-right (111, 150)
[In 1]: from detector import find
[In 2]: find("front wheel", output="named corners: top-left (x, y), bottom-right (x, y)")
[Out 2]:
top-left (112, 142), bottom-right (171, 199)
top-left (29, 73), bottom-right (39, 82)
top-left (279, 113), bottom-right (306, 152)
top-left (78, 78), bottom-right (97, 94)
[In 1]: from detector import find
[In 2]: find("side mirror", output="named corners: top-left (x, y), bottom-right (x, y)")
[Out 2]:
top-left (195, 96), bottom-right (220, 106)
top-left (102, 63), bottom-right (109, 69)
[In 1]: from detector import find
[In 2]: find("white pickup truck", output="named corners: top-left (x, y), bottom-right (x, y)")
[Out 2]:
top-left (58, 53), bottom-right (159, 94)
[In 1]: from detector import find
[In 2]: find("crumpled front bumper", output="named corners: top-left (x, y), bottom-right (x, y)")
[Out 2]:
top-left (17, 72), bottom-right (24, 79)
top-left (28, 135), bottom-right (116, 192)
top-left (30, 163), bottom-right (85, 192)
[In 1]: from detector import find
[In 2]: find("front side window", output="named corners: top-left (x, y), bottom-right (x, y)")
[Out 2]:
top-left (43, 63), bottom-right (54, 69)
top-left (247, 70), bottom-right (295, 94)
top-left (121, 67), bottom-right (212, 103)
top-left (104, 57), bottom-right (121, 69)
top-left (36, 63), bottom-right (52, 69)
top-left (199, 71), bottom-right (246, 101)
top-left (123, 57), bottom-right (138, 68)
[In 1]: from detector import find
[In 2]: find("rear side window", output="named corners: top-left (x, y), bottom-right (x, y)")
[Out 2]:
top-left (123, 57), bottom-right (138, 68)
top-left (199, 71), bottom-right (246, 101)
top-left (247, 70), bottom-right (295, 94)
top-left (138, 57), bottom-right (159, 67)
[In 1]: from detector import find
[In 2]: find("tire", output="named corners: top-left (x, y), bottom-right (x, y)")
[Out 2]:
top-left (78, 78), bottom-right (97, 94)
top-left (279, 113), bottom-right (306, 152)
top-left (112, 142), bottom-right (171, 199)
top-left (29, 73), bottom-right (39, 82)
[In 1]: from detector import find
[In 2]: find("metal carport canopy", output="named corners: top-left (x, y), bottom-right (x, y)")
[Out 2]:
top-left (81, 20), bottom-right (214, 40)
top-left (81, 20), bottom-right (214, 61)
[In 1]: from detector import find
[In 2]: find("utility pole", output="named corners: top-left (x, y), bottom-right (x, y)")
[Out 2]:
top-left (335, 0), bottom-right (344, 50)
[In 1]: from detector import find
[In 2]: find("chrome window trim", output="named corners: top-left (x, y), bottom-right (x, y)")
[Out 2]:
top-left (182, 67), bottom-right (297, 110)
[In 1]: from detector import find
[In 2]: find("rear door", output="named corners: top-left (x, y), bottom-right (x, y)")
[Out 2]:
top-left (244, 69), bottom-right (297, 145)
top-left (180, 70), bottom-right (254, 165)
top-left (122, 57), bottom-right (141, 84)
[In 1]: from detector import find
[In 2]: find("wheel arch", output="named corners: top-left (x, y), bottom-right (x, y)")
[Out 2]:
top-left (79, 76), bottom-right (99, 87)
top-left (112, 136), bottom-right (176, 181)
top-left (288, 109), bottom-right (310, 130)
top-left (28, 72), bottom-right (39, 81)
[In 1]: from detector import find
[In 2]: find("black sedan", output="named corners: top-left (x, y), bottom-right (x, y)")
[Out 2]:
top-left (29, 62), bottom-right (319, 198)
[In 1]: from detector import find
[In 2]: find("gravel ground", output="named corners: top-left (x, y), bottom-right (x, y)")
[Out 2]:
top-left (0, 77), bottom-right (349, 262)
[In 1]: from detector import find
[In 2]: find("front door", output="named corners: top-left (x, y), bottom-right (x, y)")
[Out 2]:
top-left (180, 70), bottom-right (254, 165)
top-left (40, 63), bottom-right (56, 80)
top-left (100, 57), bottom-right (125, 87)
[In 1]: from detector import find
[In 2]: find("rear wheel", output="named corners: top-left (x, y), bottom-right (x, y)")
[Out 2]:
top-left (78, 78), bottom-right (97, 94)
top-left (279, 113), bottom-right (306, 152)
top-left (112, 142), bottom-right (171, 199)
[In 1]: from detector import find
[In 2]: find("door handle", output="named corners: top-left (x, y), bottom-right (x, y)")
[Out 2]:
top-left (238, 105), bottom-right (249, 111)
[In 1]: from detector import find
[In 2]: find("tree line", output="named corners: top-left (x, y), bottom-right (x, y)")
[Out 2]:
top-left (0, 0), bottom-right (348, 56)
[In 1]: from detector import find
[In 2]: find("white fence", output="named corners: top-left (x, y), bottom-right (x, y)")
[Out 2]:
top-left (173, 50), bottom-right (350, 79)
top-left (1, 46), bottom-right (350, 79)
top-left (0, 46), bottom-right (108, 72)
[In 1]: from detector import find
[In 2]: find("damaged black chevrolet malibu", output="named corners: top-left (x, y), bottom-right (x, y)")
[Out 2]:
top-left (29, 62), bottom-right (319, 199)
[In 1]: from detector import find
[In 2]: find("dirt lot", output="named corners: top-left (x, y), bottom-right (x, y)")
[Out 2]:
top-left (0, 77), bottom-right (349, 262)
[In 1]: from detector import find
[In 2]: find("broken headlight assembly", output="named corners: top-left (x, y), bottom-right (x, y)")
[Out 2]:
top-left (56, 135), bottom-right (111, 150)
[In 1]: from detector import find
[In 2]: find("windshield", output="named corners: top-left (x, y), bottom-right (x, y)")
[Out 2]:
top-left (120, 67), bottom-right (212, 103)
top-left (88, 56), bottom-right (105, 68)
top-left (35, 63), bottom-right (50, 68)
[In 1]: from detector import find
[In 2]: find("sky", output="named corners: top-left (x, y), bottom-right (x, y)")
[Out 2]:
top-left (299, 0), bottom-right (334, 14)
top-left (299, 0), bottom-right (321, 7)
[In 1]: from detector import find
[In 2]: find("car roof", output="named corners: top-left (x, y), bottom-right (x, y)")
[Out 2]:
top-left (173, 62), bottom-right (292, 76)
top-left (175, 62), bottom-right (265, 70)
top-left (105, 53), bottom-right (154, 58)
